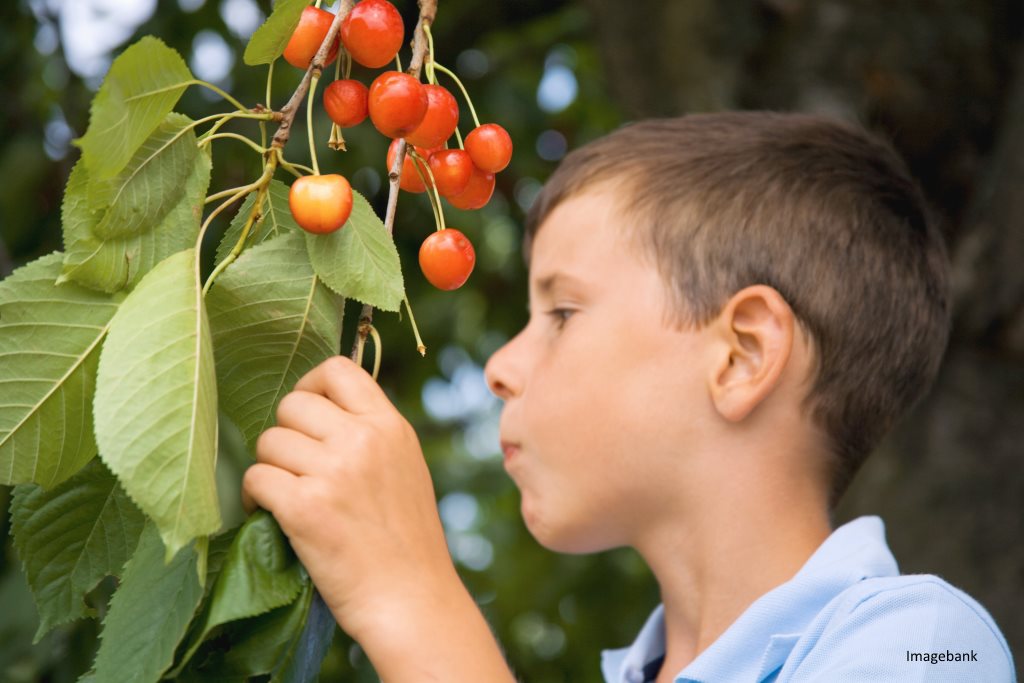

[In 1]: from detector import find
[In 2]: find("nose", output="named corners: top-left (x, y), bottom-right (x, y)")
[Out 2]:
top-left (483, 333), bottom-right (524, 401)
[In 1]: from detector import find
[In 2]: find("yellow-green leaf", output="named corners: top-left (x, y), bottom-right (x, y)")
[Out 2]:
top-left (93, 249), bottom-right (220, 560)
top-left (77, 36), bottom-right (193, 179)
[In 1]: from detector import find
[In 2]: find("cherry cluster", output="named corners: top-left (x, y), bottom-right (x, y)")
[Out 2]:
top-left (283, 0), bottom-right (513, 291)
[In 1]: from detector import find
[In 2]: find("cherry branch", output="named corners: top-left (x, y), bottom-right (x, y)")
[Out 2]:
top-left (350, 0), bottom-right (438, 362)
top-left (270, 2), bottom-right (356, 152)
top-left (203, 3), bottom-right (354, 298)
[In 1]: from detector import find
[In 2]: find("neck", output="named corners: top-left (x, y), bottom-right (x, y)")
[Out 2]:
top-left (633, 482), bottom-right (832, 680)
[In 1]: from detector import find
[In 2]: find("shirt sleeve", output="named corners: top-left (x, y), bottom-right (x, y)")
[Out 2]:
top-left (785, 578), bottom-right (1016, 682)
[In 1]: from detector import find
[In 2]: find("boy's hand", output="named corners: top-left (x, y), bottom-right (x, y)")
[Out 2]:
top-left (241, 355), bottom-right (457, 642)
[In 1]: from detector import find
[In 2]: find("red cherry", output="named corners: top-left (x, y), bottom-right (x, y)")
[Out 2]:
top-left (283, 7), bottom-right (340, 69)
top-left (419, 228), bottom-right (475, 290)
top-left (340, 0), bottom-right (404, 69)
top-left (368, 71), bottom-right (428, 138)
top-left (465, 123), bottom-right (513, 173)
top-left (428, 149), bottom-right (473, 198)
top-left (387, 140), bottom-right (439, 193)
top-left (447, 164), bottom-right (495, 210)
top-left (404, 85), bottom-right (459, 149)
top-left (289, 174), bottom-right (353, 234)
top-left (323, 79), bottom-right (369, 128)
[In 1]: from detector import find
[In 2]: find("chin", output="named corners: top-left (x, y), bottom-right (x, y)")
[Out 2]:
top-left (521, 499), bottom-right (614, 555)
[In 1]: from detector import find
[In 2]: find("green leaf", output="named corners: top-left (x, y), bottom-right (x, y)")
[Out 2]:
top-left (208, 231), bottom-right (343, 452)
top-left (9, 459), bottom-right (145, 641)
top-left (163, 525), bottom-right (241, 679)
top-left (0, 252), bottom-right (124, 488)
top-left (77, 36), bottom-right (194, 180)
top-left (243, 0), bottom-right (311, 66)
top-left (93, 523), bottom-right (204, 683)
top-left (207, 510), bottom-right (304, 627)
top-left (214, 178), bottom-right (299, 266)
top-left (306, 190), bottom-right (405, 312)
top-left (59, 144), bottom-right (212, 293)
top-left (94, 249), bottom-right (221, 561)
top-left (178, 581), bottom-right (314, 682)
top-left (85, 112), bottom-right (200, 238)
top-left (174, 511), bottom-right (304, 672)
top-left (203, 526), bottom-right (239, 595)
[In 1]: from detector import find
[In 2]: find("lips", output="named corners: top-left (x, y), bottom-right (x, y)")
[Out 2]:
top-left (500, 440), bottom-right (520, 462)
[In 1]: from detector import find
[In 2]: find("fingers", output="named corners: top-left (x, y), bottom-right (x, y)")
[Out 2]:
top-left (275, 389), bottom-right (350, 441)
top-left (255, 425), bottom-right (325, 476)
top-left (294, 355), bottom-right (392, 416)
top-left (242, 462), bottom-right (300, 515)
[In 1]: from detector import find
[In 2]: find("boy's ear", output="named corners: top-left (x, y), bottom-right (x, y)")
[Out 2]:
top-left (707, 285), bottom-right (794, 422)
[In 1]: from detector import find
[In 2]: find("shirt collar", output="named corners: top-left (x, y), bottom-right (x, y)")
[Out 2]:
top-left (600, 515), bottom-right (899, 683)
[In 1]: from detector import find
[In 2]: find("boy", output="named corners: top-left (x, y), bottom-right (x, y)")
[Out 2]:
top-left (242, 112), bottom-right (1016, 681)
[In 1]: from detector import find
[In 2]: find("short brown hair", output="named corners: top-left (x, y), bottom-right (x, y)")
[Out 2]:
top-left (524, 112), bottom-right (952, 506)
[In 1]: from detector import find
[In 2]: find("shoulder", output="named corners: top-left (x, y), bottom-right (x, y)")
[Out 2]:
top-left (779, 575), bottom-right (1016, 682)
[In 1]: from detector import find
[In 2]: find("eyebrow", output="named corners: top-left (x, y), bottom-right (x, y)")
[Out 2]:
top-left (527, 272), bottom-right (588, 310)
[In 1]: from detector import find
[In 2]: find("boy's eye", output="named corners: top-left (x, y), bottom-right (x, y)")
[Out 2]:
top-left (546, 308), bottom-right (575, 329)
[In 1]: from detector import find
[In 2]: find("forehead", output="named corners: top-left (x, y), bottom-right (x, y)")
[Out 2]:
top-left (528, 190), bottom-right (634, 293)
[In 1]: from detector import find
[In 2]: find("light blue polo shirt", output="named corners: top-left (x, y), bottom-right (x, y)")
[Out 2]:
top-left (600, 516), bottom-right (1015, 682)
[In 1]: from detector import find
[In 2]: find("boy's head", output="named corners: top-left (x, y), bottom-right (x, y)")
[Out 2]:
top-left (498, 112), bottom-right (951, 516)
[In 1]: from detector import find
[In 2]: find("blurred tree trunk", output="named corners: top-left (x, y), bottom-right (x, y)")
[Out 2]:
top-left (582, 0), bottom-right (1024, 669)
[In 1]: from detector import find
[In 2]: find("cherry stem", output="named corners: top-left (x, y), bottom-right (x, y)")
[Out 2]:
top-left (409, 155), bottom-right (442, 232)
top-left (409, 148), bottom-right (446, 231)
top-left (306, 75), bottom-right (321, 174)
top-left (368, 326), bottom-right (383, 378)
top-left (262, 62), bottom-right (274, 149)
top-left (354, 322), bottom-right (384, 380)
top-left (327, 57), bottom-right (345, 152)
top-left (278, 162), bottom-right (302, 179)
top-left (403, 296), bottom-right (427, 357)
top-left (432, 62), bottom-right (480, 129)
top-left (192, 79), bottom-right (250, 113)
top-left (199, 132), bottom-right (266, 154)
top-left (204, 176), bottom-right (266, 204)
top-left (275, 150), bottom-right (314, 177)
top-left (266, 62), bottom-right (275, 111)
top-left (197, 158), bottom-right (278, 294)
top-left (424, 22), bottom-right (436, 84)
top-left (395, 52), bottom-right (403, 73)
top-left (203, 157), bottom-right (278, 296)
top-left (176, 112), bottom-right (271, 153)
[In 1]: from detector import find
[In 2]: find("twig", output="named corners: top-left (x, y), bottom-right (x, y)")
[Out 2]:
top-left (349, 0), bottom-right (438, 362)
top-left (271, 1), bottom-right (356, 153)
